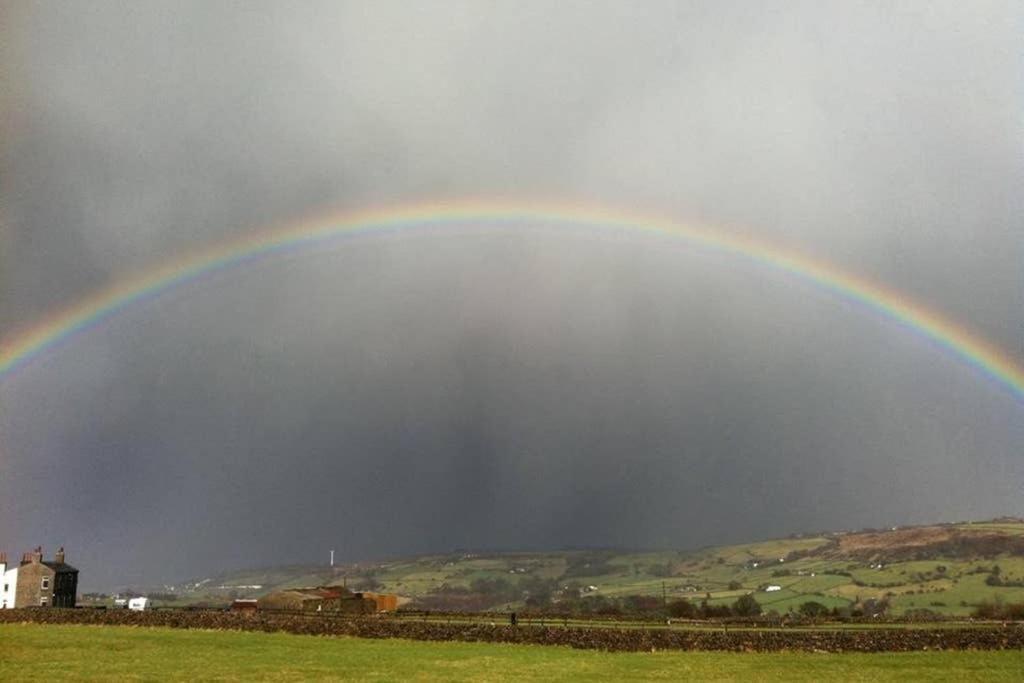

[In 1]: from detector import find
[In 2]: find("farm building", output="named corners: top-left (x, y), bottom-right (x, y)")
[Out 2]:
top-left (258, 585), bottom-right (376, 613)
top-left (0, 547), bottom-right (78, 608)
top-left (231, 599), bottom-right (259, 612)
top-left (356, 591), bottom-right (398, 612)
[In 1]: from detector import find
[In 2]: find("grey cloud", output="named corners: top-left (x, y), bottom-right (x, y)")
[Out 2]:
top-left (1, 1), bottom-right (1021, 588)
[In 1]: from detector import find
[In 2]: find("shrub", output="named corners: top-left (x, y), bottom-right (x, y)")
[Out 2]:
top-left (667, 599), bottom-right (696, 618)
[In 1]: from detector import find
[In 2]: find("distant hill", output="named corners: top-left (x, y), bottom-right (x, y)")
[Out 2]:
top-left (150, 519), bottom-right (1024, 617)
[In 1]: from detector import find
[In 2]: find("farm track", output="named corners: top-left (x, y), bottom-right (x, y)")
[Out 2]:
top-left (2, 608), bottom-right (1023, 652)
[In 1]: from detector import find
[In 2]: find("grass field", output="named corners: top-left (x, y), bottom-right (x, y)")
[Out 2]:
top-left (2, 624), bottom-right (1023, 681)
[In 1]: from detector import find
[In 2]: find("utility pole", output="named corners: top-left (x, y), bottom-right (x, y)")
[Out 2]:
top-left (662, 581), bottom-right (667, 608)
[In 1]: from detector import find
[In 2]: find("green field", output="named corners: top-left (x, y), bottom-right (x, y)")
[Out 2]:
top-left (2, 624), bottom-right (1023, 681)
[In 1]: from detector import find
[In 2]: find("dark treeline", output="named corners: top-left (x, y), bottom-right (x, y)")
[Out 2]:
top-left (973, 602), bottom-right (1024, 620)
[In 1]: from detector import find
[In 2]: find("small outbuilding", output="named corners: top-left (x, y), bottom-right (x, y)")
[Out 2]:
top-left (356, 591), bottom-right (398, 612)
top-left (258, 585), bottom-right (375, 613)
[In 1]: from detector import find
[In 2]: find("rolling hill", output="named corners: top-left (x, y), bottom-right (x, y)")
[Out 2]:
top-left (141, 519), bottom-right (1024, 617)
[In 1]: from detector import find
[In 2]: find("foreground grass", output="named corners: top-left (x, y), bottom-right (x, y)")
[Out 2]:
top-left (1, 624), bottom-right (1022, 681)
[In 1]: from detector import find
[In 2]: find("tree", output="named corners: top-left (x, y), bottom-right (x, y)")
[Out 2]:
top-left (667, 599), bottom-right (696, 618)
top-left (798, 601), bottom-right (829, 618)
top-left (732, 593), bottom-right (761, 617)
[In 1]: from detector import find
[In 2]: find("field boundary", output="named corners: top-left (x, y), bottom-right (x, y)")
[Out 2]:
top-left (2, 609), bottom-right (1024, 652)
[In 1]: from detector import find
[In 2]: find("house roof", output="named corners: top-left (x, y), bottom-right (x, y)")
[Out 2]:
top-left (299, 586), bottom-right (355, 600)
top-left (260, 585), bottom-right (359, 605)
top-left (41, 562), bottom-right (78, 574)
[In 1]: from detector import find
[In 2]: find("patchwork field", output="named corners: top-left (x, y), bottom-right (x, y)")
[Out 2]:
top-left (147, 519), bottom-right (1024, 618)
top-left (2, 624), bottom-right (1023, 682)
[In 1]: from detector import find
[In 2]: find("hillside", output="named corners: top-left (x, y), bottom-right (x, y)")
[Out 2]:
top-left (147, 519), bottom-right (1024, 617)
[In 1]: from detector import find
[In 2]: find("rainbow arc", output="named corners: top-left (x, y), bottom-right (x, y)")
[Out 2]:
top-left (1, 200), bottom-right (1021, 402)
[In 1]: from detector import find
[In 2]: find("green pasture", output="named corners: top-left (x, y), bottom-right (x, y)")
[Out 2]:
top-left (2, 624), bottom-right (1022, 682)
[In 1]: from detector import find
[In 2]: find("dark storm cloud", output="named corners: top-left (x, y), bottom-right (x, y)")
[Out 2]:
top-left (1, 1), bottom-right (1022, 588)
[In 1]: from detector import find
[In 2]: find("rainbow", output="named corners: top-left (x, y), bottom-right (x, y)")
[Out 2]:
top-left (1, 199), bottom-right (1022, 401)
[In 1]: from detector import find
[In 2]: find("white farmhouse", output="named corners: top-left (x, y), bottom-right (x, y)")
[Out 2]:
top-left (1, 553), bottom-right (17, 608)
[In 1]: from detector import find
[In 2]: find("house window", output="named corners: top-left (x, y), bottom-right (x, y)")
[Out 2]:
top-left (42, 578), bottom-right (50, 590)
top-left (40, 597), bottom-right (47, 606)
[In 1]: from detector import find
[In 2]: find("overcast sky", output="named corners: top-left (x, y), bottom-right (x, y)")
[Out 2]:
top-left (1, 1), bottom-right (1022, 590)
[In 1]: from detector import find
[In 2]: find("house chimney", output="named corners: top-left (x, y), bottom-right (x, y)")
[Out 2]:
top-left (55, 547), bottom-right (65, 564)
top-left (32, 547), bottom-right (42, 563)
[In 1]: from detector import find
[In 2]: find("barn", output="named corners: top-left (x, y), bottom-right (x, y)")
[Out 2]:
top-left (258, 585), bottom-right (375, 613)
